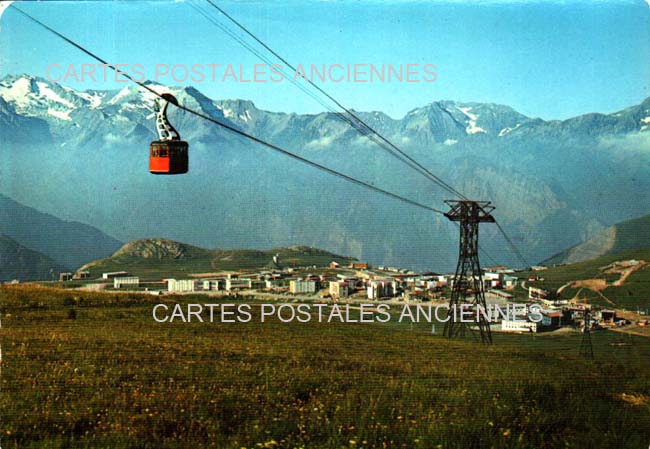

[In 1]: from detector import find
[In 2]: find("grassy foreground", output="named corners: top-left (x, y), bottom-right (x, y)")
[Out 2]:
top-left (1, 285), bottom-right (649, 449)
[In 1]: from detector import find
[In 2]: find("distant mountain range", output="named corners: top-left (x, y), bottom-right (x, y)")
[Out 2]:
top-left (79, 238), bottom-right (356, 279)
top-left (0, 235), bottom-right (65, 282)
top-left (0, 193), bottom-right (122, 269)
top-left (1, 74), bottom-right (650, 271)
top-left (545, 214), bottom-right (650, 266)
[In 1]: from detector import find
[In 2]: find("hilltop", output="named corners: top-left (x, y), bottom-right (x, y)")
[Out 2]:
top-left (544, 214), bottom-right (650, 265)
top-left (78, 238), bottom-right (357, 279)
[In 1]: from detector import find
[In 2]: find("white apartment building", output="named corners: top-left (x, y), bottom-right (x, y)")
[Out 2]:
top-left (501, 320), bottom-right (537, 333)
top-left (167, 279), bottom-right (196, 293)
top-left (113, 276), bottom-right (139, 289)
top-left (289, 280), bottom-right (316, 294)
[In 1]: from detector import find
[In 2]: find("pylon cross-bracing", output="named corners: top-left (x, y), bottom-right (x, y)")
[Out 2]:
top-left (443, 200), bottom-right (495, 344)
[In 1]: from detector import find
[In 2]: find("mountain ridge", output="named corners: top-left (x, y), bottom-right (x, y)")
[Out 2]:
top-left (4, 73), bottom-right (650, 125)
top-left (2, 73), bottom-right (650, 270)
top-left (0, 235), bottom-right (66, 282)
top-left (0, 193), bottom-right (123, 269)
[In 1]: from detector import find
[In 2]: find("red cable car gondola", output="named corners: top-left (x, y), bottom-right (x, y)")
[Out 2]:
top-left (150, 93), bottom-right (188, 175)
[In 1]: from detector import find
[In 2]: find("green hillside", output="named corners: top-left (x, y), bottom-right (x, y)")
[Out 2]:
top-left (545, 214), bottom-right (650, 265)
top-left (78, 238), bottom-right (356, 279)
top-left (516, 248), bottom-right (650, 310)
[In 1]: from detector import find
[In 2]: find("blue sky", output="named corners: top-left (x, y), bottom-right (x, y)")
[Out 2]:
top-left (1, 0), bottom-right (649, 119)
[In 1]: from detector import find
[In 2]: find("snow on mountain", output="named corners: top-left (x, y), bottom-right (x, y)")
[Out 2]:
top-left (0, 76), bottom-right (186, 125)
top-left (0, 75), bottom-right (241, 146)
top-left (215, 99), bottom-right (257, 122)
top-left (220, 108), bottom-right (234, 119)
top-left (3, 74), bottom-right (650, 146)
top-left (456, 106), bottom-right (486, 135)
top-left (1, 79), bottom-right (73, 122)
top-left (69, 89), bottom-right (105, 109)
top-left (0, 75), bottom-right (536, 147)
top-left (0, 76), bottom-right (37, 109)
top-left (107, 85), bottom-right (134, 105)
top-left (0, 75), bottom-right (104, 122)
top-left (35, 81), bottom-right (75, 108)
top-left (3, 73), bottom-right (650, 269)
top-left (107, 83), bottom-right (175, 107)
top-left (641, 116), bottom-right (650, 132)
top-left (0, 95), bottom-right (52, 144)
top-left (499, 123), bottom-right (521, 137)
top-left (47, 108), bottom-right (72, 121)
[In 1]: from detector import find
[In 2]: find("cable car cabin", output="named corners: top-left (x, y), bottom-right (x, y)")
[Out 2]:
top-left (149, 140), bottom-right (188, 175)
top-left (149, 93), bottom-right (188, 175)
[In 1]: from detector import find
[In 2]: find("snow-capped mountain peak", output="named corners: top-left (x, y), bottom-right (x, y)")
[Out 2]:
top-left (106, 82), bottom-right (177, 107)
top-left (0, 74), bottom-right (105, 121)
top-left (215, 99), bottom-right (259, 123)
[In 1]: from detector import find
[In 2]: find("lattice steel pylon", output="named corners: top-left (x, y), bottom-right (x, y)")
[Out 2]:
top-left (443, 200), bottom-right (495, 344)
top-left (580, 308), bottom-right (594, 359)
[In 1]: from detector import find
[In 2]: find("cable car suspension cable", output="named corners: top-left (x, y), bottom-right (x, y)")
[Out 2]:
top-left (197, 0), bottom-right (532, 267)
top-left (13, 5), bottom-right (528, 267)
top-left (186, 0), bottom-right (457, 193)
top-left (11, 5), bottom-right (445, 216)
top-left (197, 0), bottom-right (469, 201)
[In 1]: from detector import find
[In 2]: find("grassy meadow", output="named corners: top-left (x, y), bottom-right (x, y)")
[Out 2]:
top-left (1, 285), bottom-right (649, 449)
